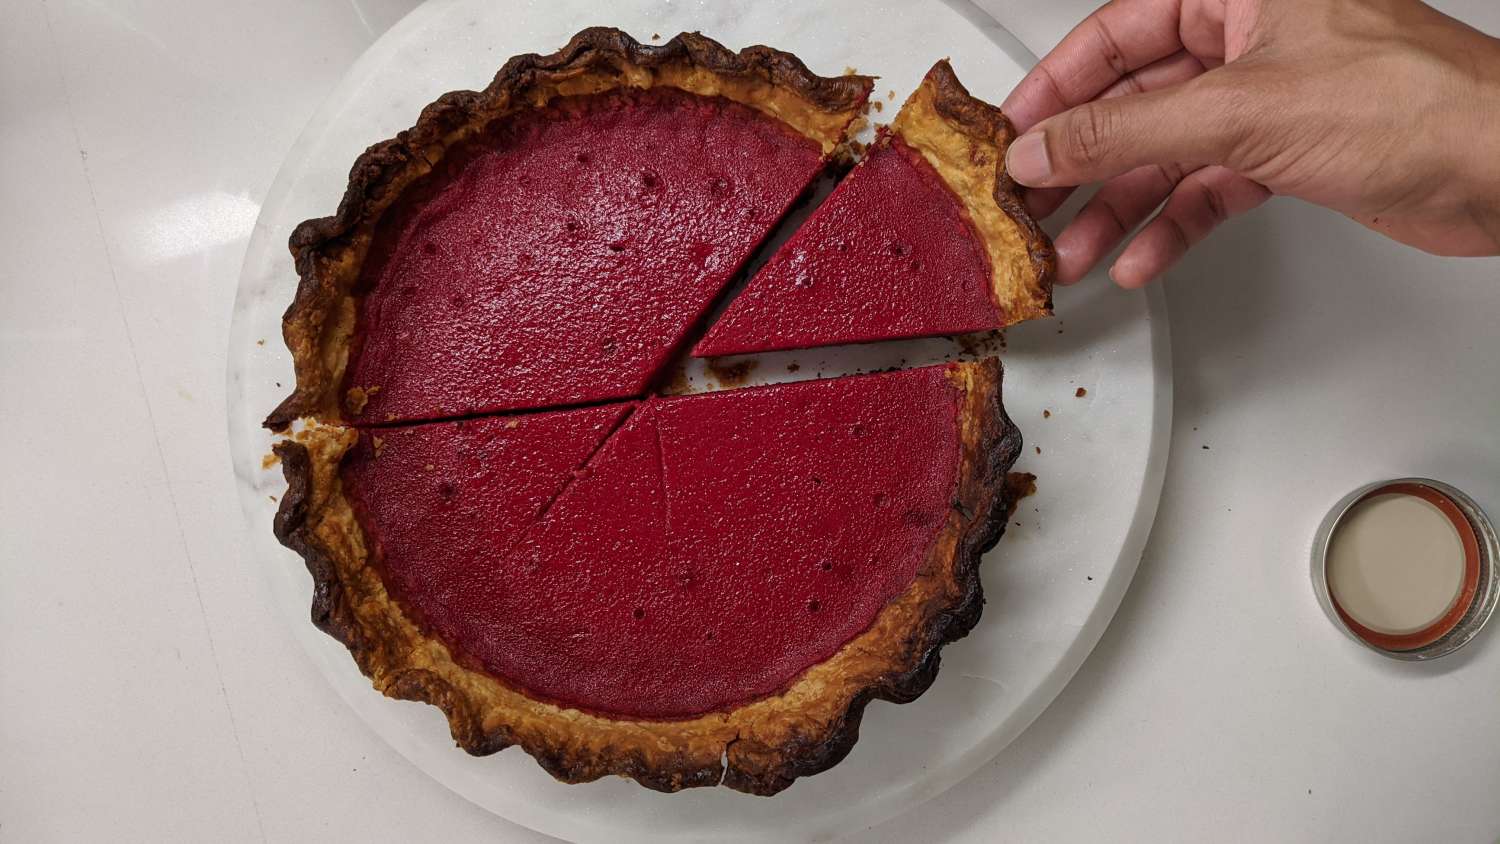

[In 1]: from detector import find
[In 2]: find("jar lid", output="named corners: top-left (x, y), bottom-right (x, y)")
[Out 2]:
top-left (1311, 478), bottom-right (1498, 660)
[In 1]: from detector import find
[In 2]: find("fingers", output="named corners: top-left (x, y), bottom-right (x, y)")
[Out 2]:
top-left (1110, 165), bottom-right (1272, 288)
top-left (1005, 74), bottom-right (1248, 189)
top-left (1018, 51), bottom-right (1209, 221)
top-left (1024, 186), bottom-right (1075, 221)
top-left (1001, 0), bottom-right (1186, 131)
top-left (1179, 0), bottom-right (1233, 60)
top-left (1052, 163), bottom-right (1192, 283)
top-left (1095, 50), bottom-right (1208, 100)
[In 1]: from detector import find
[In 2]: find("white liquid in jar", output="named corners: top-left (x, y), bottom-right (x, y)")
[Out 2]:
top-left (1327, 493), bottom-right (1466, 635)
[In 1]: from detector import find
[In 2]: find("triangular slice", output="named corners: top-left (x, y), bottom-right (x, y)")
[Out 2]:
top-left (431, 404), bottom-right (672, 715)
top-left (695, 61), bottom-right (1054, 357)
top-left (271, 359), bottom-right (1022, 795)
top-left (336, 402), bottom-right (632, 639)
top-left (265, 29), bottom-right (873, 429)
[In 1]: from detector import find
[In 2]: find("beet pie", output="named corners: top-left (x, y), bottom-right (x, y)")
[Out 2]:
top-left (266, 27), bottom-right (1050, 795)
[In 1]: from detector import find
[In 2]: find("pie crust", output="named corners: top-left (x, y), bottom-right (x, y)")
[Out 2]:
top-left (272, 358), bottom-right (1022, 794)
top-left (263, 27), bottom-right (874, 431)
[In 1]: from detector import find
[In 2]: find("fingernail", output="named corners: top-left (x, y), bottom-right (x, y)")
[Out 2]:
top-left (1107, 260), bottom-right (1125, 286)
top-left (1109, 255), bottom-right (1146, 289)
top-left (1051, 231), bottom-right (1082, 285)
top-left (1006, 132), bottom-right (1051, 186)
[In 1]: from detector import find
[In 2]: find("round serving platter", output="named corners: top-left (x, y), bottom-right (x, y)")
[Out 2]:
top-left (226, 0), bottom-right (1172, 839)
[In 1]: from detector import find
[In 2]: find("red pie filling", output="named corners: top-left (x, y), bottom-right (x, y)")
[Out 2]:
top-left (345, 87), bottom-right (826, 424)
top-left (696, 134), bottom-right (995, 357)
top-left (342, 403), bottom-right (631, 631)
top-left (643, 367), bottom-right (963, 716)
top-left (348, 366), bottom-right (965, 719)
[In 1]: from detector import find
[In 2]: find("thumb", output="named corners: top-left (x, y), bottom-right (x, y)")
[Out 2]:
top-left (1005, 75), bottom-right (1252, 188)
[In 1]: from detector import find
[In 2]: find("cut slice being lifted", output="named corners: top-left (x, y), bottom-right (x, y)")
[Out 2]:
top-left (265, 28), bottom-right (873, 429)
top-left (270, 359), bottom-right (1022, 795)
top-left (695, 61), bottom-right (1054, 358)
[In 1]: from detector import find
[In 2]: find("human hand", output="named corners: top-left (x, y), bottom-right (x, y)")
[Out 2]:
top-left (1000, 0), bottom-right (1500, 287)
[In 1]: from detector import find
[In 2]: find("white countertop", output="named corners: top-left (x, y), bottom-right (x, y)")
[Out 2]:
top-left (3, 1), bottom-right (1497, 841)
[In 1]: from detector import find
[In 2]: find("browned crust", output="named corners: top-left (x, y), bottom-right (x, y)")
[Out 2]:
top-left (263, 27), bottom-right (874, 431)
top-left (271, 359), bottom-right (1021, 794)
top-left (891, 60), bottom-right (1054, 326)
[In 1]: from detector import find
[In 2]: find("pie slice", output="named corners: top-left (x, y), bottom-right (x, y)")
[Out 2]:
top-left (423, 402), bottom-right (674, 721)
top-left (340, 403), bottom-right (632, 636)
top-left (271, 359), bottom-right (1021, 795)
top-left (264, 28), bottom-right (873, 429)
top-left (694, 61), bottom-right (1054, 357)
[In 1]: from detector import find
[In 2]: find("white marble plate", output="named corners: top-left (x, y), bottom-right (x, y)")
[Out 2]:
top-left (226, 0), bottom-right (1172, 840)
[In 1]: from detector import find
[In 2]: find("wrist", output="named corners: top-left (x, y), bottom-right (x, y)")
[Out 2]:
top-left (1462, 35), bottom-right (1500, 251)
